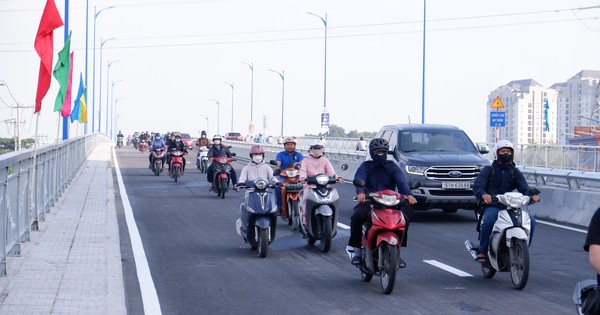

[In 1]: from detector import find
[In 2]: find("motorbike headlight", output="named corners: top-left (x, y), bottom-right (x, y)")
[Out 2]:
top-left (406, 165), bottom-right (428, 175)
top-left (316, 174), bottom-right (329, 186)
top-left (254, 179), bottom-right (268, 190)
top-left (285, 170), bottom-right (298, 177)
top-left (218, 158), bottom-right (228, 164)
top-left (497, 192), bottom-right (530, 208)
top-left (372, 193), bottom-right (401, 207)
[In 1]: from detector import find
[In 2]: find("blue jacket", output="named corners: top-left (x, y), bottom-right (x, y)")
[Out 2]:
top-left (472, 160), bottom-right (530, 208)
top-left (354, 160), bottom-right (412, 195)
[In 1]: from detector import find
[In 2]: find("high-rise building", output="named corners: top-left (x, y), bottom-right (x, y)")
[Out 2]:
top-left (486, 79), bottom-right (557, 146)
top-left (554, 70), bottom-right (600, 145)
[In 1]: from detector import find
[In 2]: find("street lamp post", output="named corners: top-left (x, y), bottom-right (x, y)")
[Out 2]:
top-left (106, 60), bottom-right (119, 135)
top-left (110, 80), bottom-right (123, 139)
top-left (98, 37), bottom-right (115, 133)
top-left (201, 115), bottom-right (209, 135)
top-left (307, 12), bottom-right (327, 112)
top-left (268, 69), bottom-right (285, 137)
top-left (224, 82), bottom-right (234, 132)
top-left (421, 0), bottom-right (427, 124)
top-left (211, 99), bottom-right (220, 135)
top-left (91, 5), bottom-right (114, 133)
top-left (114, 97), bottom-right (125, 135)
top-left (242, 62), bottom-right (254, 134)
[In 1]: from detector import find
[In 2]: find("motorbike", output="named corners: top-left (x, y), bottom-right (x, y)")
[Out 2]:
top-left (151, 148), bottom-right (166, 176)
top-left (196, 146), bottom-right (209, 174)
top-left (465, 188), bottom-right (540, 290)
top-left (168, 149), bottom-right (186, 182)
top-left (298, 173), bottom-right (340, 252)
top-left (139, 140), bottom-right (148, 153)
top-left (126, 136), bottom-right (132, 146)
top-left (270, 160), bottom-right (302, 227)
top-left (116, 136), bottom-right (123, 148)
top-left (211, 155), bottom-right (236, 199)
top-left (347, 178), bottom-right (411, 295)
top-left (235, 178), bottom-right (278, 258)
top-left (573, 277), bottom-right (600, 315)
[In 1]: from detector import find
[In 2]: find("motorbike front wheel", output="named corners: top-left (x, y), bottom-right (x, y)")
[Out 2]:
top-left (319, 215), bottom-right (332, 253)
top-left (201, 160), bottom-right (207, 174)
top-left (219, 178), bottom-right (228, 199)
top-left (258, 228), bottom-right (269, 258)
top-left (509, 238), bottom-right (530, 290)
top-left (380, 243), bottom-right (398, 294)
top-left (290, 200), bottom-right (300, 230)
top-left (154, 162), bottom-right (161, 176)
top-left (173, 165), bottom-right (180, 182)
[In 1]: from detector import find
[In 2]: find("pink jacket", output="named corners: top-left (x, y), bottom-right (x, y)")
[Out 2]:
top-left (238, 161), bottom-right (276, 184)
top-left (300, 155), bottom-right (336, 178)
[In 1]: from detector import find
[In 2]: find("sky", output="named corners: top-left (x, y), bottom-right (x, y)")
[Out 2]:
top-left (1, 0), bottom-right (599, 144)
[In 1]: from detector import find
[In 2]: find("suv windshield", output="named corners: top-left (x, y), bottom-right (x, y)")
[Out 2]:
top-left (399, 130), bottom-right (477, 153)
top-left (180, 133), bottom-right (191, 139)
top-left (227, 133), bottom-right (241, 137)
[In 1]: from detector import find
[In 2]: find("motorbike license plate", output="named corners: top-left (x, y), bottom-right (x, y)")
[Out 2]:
top-left (442, 181), bottom-right (470, 189)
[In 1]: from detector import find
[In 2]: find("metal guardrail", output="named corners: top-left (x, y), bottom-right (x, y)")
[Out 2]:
top-left (0, 134), bottom-right (109, 276)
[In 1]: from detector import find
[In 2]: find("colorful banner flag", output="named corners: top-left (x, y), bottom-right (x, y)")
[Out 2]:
top-left (34, 0), bottom-right (64, 113)
top-left (544, 99), bottom-right (550, 132)
top-left (53, 31), bottom-right (71, 113)
top-left (61, 51), bottom-right (74, 117)
top-left (71, 73), bottom-right (88, 123)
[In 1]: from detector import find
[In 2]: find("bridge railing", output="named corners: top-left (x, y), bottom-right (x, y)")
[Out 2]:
top-left (0, 134), bottom-right (109, 276)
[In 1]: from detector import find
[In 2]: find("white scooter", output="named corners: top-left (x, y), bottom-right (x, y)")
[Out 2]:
top-left (196, 146), bottom-right (209, 173)
top-left (465, 189), bottom-right (539, 290)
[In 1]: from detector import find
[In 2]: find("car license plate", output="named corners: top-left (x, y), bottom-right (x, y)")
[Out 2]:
top-left (442, 181), bottom-right (471, 189)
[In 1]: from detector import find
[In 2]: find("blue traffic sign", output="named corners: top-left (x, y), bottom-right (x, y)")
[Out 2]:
top-left (321, 112), bottom-right (330, 128)
top-left (490, 111), bottom-right (505, 127)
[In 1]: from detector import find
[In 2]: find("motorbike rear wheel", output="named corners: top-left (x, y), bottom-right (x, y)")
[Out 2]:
top-left (380, 243), bottom-right (398, 294)
top-left (319, 215), bottom-right (332, 253)
top-left (219, 178), bottom-right (228, 199)
top-left (258, 228), bottom-right (269, 258)
top-left (509, 238), bottom-right (530, 290)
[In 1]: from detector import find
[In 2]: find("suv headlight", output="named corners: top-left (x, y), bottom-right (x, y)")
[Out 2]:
top-left (406, 165), bottom-right (428, 175)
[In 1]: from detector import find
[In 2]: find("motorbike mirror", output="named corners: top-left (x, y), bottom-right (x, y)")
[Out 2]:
top-left (269, 160), bottom-right (278, 165)
top-left (294, 163), bottom-right (301, 170)
top-left (273, 169), bottom-right (281, 176)
top-left (410, 181), bottom-right (421, 189)
top-left (529, 188), bottom-right (541, 195)
top-left (231, 152), bottom-right (237, 156)
top-left (341, 164), bottom-right (348, 171)
top-left (353, 178), bottom-right (366, 187)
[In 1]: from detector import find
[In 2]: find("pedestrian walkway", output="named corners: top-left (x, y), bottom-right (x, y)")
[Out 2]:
top-left (0, 143), bottom-right (126, 314)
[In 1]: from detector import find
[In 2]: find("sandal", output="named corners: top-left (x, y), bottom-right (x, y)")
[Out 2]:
top-left (475, 253), bottom-right (486, 263)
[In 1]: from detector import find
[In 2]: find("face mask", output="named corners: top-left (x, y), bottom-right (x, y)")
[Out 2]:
top-left (499, 153), bottom-right (511, 163)
top-left (175, 139), bottom-right (181, 143)
top-left (214, 140), bottom-right (221, 145)
top-left (252, 155), bottom-right (263, 164)
top-left (372, 151), bottom-right (387, 164)
top-left (201, 135), bottom-right (206, 138)
top-left (311, 149), bottom-right (323, 157)
top-left (155, 136), bottom-right (160, 140)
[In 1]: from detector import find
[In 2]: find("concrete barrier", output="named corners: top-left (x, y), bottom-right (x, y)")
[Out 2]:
top-left (226, 142), bottom-right (599, 228)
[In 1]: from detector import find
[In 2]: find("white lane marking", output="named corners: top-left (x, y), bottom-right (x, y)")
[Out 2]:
top-left (113, 148), bottom-right (163, 315)
top-left (423, 260), bottom-right (474, 277)
top-left (337, 222), bottom-right (350, 229)
top-left (537, 219), bottom-right (587, 233)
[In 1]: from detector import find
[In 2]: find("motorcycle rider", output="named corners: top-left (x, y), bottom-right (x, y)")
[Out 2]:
top-left (472, 140), bottom-right (540, 263)
top-left (299, 140), bottom-right (343, 225)
top-left (117, 130), bottom-right (124, 142)
top-left (348, 138), bottom-right (417, 266)
top-left (148, 132), bottom-right (166, 169)
top-left (237, 144), bottom-right (276, 185)
top-left (167, 133), bottom-right (188, 173)
top-left (274, 137), bottom-right (304, 214)
top-left (196, 130), bottom-right (211, 148)
top-left (206, 135), bottom-right (237, 192)
top-left (584, 207), bottom-right (600, 276)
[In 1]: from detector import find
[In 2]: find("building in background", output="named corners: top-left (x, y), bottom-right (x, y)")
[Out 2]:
top-left (486, 69), bottom-right (600, 146)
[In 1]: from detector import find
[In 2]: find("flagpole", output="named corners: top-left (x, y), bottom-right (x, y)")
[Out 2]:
top-left (62, 0), bottom-right (70, 140)
top-left (29, 113), bottom-right (41, 230)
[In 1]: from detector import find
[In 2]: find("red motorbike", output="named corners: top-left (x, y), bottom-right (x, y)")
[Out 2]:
top-left (271, 161), bottom-right (302, 227)
top-left (169, 150), bottom-right (186, 182)
top-left (151, 148), bottom-right (166, 176)
top-left (139, 140), bottom-right (148, 153)
top-left (349, 178), bottom-right (411, 295)
top-left (212, 156), bottom-right (235, 199)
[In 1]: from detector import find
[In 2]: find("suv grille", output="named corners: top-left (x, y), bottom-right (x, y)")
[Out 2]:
top-left (424, 166), bottom-right (480, 181)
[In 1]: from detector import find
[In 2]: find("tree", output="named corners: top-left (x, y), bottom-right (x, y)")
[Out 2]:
top-left (326, 124), bottom-right (346, 137)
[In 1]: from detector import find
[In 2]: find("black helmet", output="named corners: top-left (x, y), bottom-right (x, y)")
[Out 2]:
top-left (369, 138), bottom-right (389, 153)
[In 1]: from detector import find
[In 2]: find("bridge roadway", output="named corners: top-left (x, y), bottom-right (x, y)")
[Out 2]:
top-left (0, 144), bottom-right (594, 314)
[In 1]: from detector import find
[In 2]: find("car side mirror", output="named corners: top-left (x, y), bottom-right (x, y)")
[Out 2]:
top-left (478, 144), bottom-right (490, 154)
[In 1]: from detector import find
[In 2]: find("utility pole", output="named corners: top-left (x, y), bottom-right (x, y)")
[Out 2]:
top-left (0, 81), bottom-right (33, 150)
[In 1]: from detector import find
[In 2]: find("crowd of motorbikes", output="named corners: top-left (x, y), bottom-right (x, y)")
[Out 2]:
top-left (116, 139), bottom-right (600, 304)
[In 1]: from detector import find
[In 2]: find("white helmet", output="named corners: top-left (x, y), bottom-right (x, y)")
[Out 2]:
top-left (493, 140), bottom-right (514, 160)
top-left (309, 139), bottom-right (323, 150)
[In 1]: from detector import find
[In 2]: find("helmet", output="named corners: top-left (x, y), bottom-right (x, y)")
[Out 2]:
top-left (249, 144), bottom-right (265, 155)
top-left (155, 132), bottom-right (161, 138)
top-left (174, 133), bottom-right (181, 138)
top-left (283, 137), bottom-right (297, 145)
top-left (201, 130), bottom-right (207, 136)
top-left (213, 135), bottom-right (222, 141)
top-left (309, 139), bottom-right (323, 150)
top-left (369, 138), bottom-right (389, 153)
top-left (493, 140), bottom-right (514, 160)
